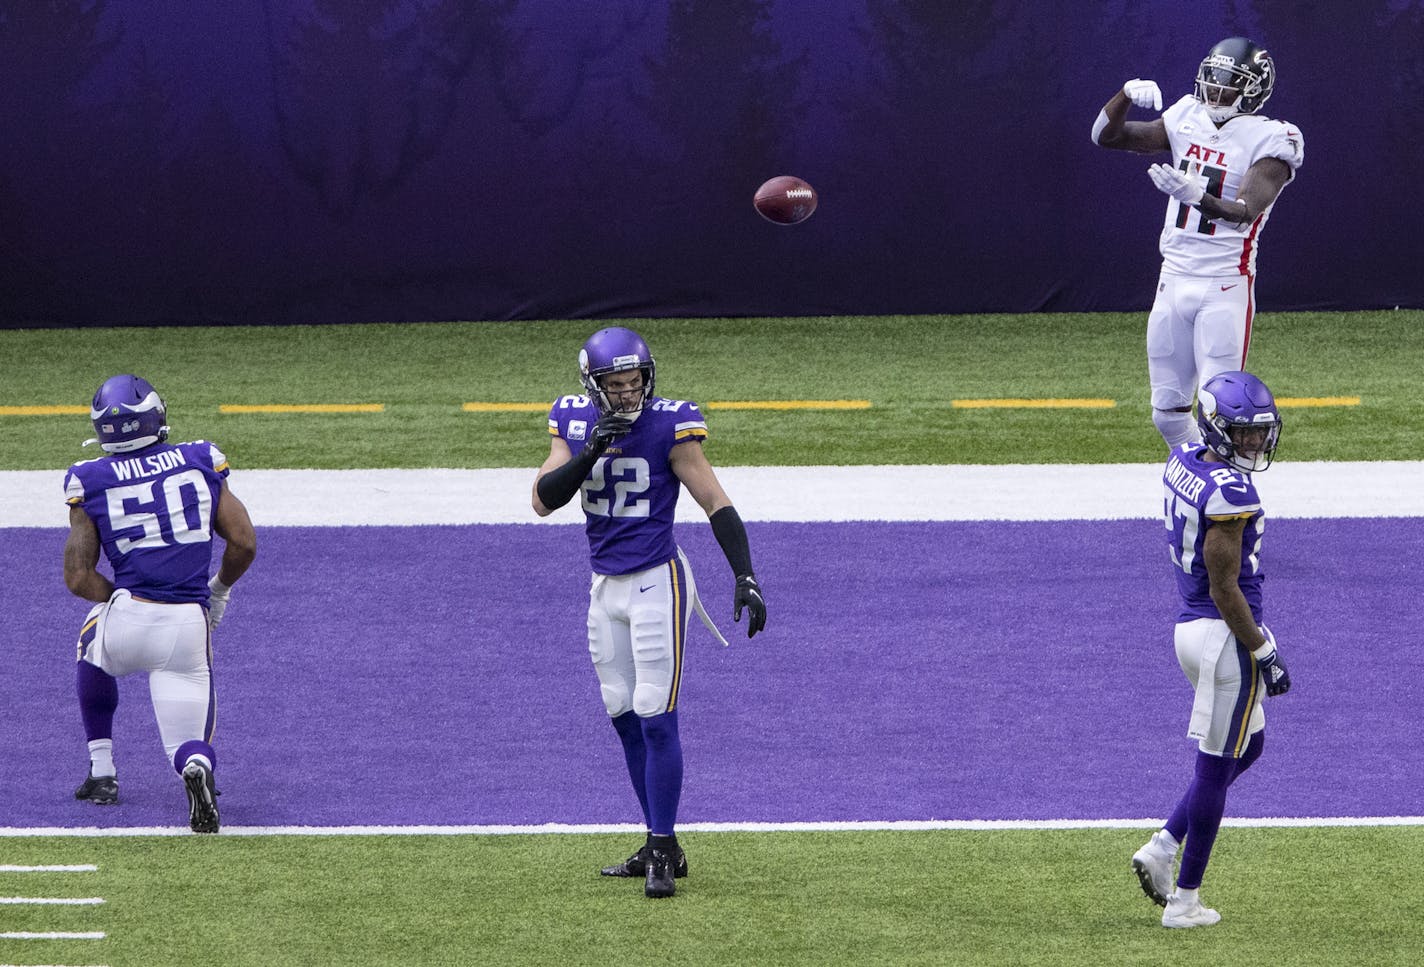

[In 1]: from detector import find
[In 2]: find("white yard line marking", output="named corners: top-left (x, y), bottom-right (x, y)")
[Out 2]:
top-left (0, 897), bottom-right (104, 905)
top-left (5, 462), bottom-right (1422, 527)
top-left (0, 865), bottom-right (96, 873)
top-left (0, 931), bottom-right (105, 939)
top-left (0, 816), bottom-right (1420, 837)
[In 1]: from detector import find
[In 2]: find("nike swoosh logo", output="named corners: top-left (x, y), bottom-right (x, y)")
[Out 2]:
top-left (1220, 284), bottom-right (1239, 291)
top-left (639, 585), bottom-right (655, 593)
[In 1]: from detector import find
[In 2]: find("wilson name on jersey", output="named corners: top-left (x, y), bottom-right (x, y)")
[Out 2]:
top-left (1159, 95), bottom-right (1304, 278)
top-left (64, 441), bottom-right (231, 604)
top-left (1162, 442), bottom-right (1266, 623)
top-left (546, 395), bottom-right (708, 575)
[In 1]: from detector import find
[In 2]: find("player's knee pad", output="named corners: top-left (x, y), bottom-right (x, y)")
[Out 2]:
top-left (1153, 407), bottom-right (1199, 446)
top-left (632, 681), bottom-right (672, 718)
top-left (600, 683), bottom-right (632, 717)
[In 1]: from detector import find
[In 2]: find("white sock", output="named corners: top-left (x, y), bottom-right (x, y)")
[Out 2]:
top-left (1155, 829), bottom-right (1180, 854)
top-left (1174, 886), bottom-right (1199, 905)
top-left (87, 739), bottom-right (115, 778)
top-left (183, 753), bottom-right (213, 772)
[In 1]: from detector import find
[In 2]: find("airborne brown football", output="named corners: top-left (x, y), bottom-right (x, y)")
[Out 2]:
top-left (754, 175), bottom-right (818, 225)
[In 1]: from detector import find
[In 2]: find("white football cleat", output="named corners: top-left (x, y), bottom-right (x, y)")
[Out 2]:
top-left (1162, 892), bottom-right (1222, 928)
top-left (1131, 831), bottom-right (1176, 907)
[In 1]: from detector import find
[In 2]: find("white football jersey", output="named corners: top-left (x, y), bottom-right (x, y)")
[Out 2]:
top-left (1158, 95), bottom-right (1304, 278)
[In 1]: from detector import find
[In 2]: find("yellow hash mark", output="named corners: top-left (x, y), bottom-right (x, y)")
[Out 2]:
top-left (219, 404), bottom-right (385, 414)
top-left (952, 398), bottom-right (1117, 409)
top-left (704, 400), bottom-right (871, 410)
top-left (0, 405), bottom-right (88, 415)
top-left (462, 402), bottom-right (549, 412)
top-left (1275, 396), bottom-right (1360, 407)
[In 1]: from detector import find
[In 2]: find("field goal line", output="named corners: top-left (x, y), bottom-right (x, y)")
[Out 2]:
top-left (3, 816), bottom-right (1422, 838)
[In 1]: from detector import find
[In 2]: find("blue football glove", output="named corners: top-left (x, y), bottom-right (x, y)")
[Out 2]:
top-left (733, 574), bottom-right (766, 638)
top-left (1252, 628), bottom-right (1291, 697)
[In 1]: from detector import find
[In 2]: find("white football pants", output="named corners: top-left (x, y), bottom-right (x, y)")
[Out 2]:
top-left (587, 550), bottom-right (701, 719)
top-left (80, 589), bottom-right (215, 764)
top-left (1175, 617), bottom-right (1265, 758)
top-left (1147, 271), bottom-right (1255, 412)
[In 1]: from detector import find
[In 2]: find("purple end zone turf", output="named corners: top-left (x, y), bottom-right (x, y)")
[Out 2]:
top-left (1, 519), bottom-right (1419, 829)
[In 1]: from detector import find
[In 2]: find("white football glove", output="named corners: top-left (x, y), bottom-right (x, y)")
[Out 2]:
top-left (207, 576), bottom-right (232, 630)
top-left (1123, 78), bottom-right (1162, 111)
top-left (1148, 163), bottom-right (1204, 205)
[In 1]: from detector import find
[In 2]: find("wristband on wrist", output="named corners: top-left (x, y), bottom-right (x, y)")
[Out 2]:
top-left (1091, 108), bottom-right (1110, 145)
top-left (1250, 641), bottom-right (1275, 661)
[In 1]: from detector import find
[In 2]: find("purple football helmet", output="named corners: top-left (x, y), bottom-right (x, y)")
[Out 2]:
top-left (578, 327), bottom-right (656, 413)
top-left (86, 374), bottom-right (169, 453)
top-left (1197, 371), bottom-right (1281, 473)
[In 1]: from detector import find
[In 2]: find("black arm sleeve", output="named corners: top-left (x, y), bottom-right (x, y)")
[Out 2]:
top-left (709, 505), bottom-right (754, 577)
top-left (535, 447), bottom-right (600, 511)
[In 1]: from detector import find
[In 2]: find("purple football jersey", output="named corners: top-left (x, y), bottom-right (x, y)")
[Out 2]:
top-left (546, 394), bottom-right (709, 575)
top-left (1163, 442), bottom-right (1266, 622)
top-left (63, 441), bottom-right (231, 604)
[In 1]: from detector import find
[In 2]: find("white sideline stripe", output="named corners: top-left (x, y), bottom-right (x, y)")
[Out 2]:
top-left (0, 932), bottom-right (105, 940)
top-left (2, 462), bottom-right (1421, 526)
top-left (0, 865), bottom-right (96, 873)
top-left (0, 897), bottom-right (104, 905)
top-left (1, 816), bottom-right (1421, 837)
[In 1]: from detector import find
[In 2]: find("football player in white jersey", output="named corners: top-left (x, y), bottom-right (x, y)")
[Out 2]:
top-left (533, 327), bottom-right (767, 899)
top-left (63, 375), bottom-right (256, 833)
top-left (1092, 37), bottom-right (1304, 448)
top-left (1132, 370), bottom-right (1292, 928)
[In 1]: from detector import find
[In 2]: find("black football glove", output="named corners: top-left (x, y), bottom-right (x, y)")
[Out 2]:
top-left (733, 574), bottom-right (766, 638)
top-left (586, 412), bottom-right (633, 457)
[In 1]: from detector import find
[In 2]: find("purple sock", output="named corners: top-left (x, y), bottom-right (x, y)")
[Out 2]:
top-left (1165, 730), bottom-right (1266, 842)
top-left (1231, 730), bottom-right (1265, 783)
top-left (640, 711), bottom-right (683, 836)
top-left (172, 739), bottom-right (216, 774)
top-left (76, 661), bottom-right (118, 742)
top-left (1175, 751), bottom-right (1236, 889)
top-left (611, 711), bottom-right (652, 828)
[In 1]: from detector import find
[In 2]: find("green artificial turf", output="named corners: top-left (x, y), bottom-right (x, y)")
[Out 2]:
top-left (3, 827), bottom-right (1420, 967)
top-left (2, 310), bottom-right (1419, 470)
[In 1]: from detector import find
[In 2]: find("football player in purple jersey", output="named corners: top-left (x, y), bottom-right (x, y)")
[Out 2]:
top-left (1133, 370), bottom-right (1291, 927)
top-left (533, 326), bottom-right (767, 899)
top-left (63, 375), bottom-right (256, 833)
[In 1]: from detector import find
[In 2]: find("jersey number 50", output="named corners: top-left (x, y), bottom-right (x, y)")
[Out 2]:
top-left (107, 469), bottom-right (213, 554)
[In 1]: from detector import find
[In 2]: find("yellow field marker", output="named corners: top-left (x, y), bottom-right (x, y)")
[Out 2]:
top-left (0, 405), bottom-right (88, 415)
top-left (219, 403), bottom-right (385, 414)
top-left (1275, 396), bottom-right (1360, 407)
top-left (952, 398), bottom-right (1117, 409)
top-left (462, 402), bottom-right (549, 413)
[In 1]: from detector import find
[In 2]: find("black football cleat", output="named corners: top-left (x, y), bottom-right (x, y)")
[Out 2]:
top-left (181, 760), bottom-right (221, 834)
top-left (74, 770), bottom-right (119, 805)
top-left (644, 848), bottom-right (677, 899)
top-left (600, 843), bottom-right (688, 879)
